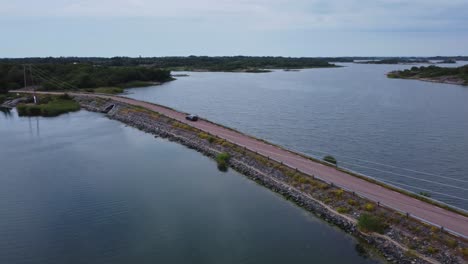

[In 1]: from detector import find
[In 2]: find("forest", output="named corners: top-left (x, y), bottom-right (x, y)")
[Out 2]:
top-left (0, 63), bottom-right (172, 93)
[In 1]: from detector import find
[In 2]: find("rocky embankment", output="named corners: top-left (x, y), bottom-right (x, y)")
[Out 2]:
top-left (75, 95), bottom-right (464, 264)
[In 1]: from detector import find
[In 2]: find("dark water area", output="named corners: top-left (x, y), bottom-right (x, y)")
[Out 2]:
top-left (125, 62), bottom-right (468, 209)
top-left (0, 110), bottom-right (380, 263)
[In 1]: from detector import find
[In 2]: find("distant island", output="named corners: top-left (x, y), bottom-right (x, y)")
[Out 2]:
top-left (437, 59), bottom-right (457, 64)
top-left (356, 58), bottom-right (431, 65)
top-left (387, 65), bottom-right (468, 86)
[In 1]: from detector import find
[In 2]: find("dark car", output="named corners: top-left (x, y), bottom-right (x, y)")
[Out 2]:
top-left (185, 114), bottom-right (199, 121)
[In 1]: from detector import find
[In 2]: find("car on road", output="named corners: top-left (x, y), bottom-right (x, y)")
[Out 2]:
top-left (186, 114), bottom-right (199, 121)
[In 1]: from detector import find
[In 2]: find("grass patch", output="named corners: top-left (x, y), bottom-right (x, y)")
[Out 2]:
top-left (444, 238), bottom-right (458, 249)
top-left (172, 121), bottom-right (195, 131)
top-left (17, 95), bottom-right (80, 117)
top-left (426, 246), bottom-right (439, 254)
top-left (357, 213), bottom-right (386, 234)
top-left (216, 152), bottom-right (231, 172)
top-left (363, 203), bottom-right (375, 212)
top-left (347, 199), bottom-right (358, 206)
top-left (337, 207), bottom-right (349, 214)
top-left (461, 248), bottom-right (468, 257)
top-left (332, 189), bottom-right (344, 198)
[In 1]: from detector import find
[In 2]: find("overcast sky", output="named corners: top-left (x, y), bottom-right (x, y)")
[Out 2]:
top-left (1, 0), bottom-right (468, 57)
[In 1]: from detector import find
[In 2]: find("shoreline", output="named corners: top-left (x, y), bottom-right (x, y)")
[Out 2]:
top-left (71, 94), bottom-right (466, 264)
top-left (388, 75), bottom-right (467, 86)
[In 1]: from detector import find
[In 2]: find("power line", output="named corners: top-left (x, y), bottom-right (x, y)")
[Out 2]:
top-left (250, 144), bottom-right (468, 202)
top-left (31, 68), bottom-right (77, 91)
top-left (338, 160), bottom-right (468, 191)
top-left (32, 72), bottom-right (71, 91)
top-left (304, 148), bottom-right (468, 183)
top-left (32, 67), bottom-right (77, 90)
top-left (31, 65), bottom-right (78, 90)
top-left (379, 179), bottom-right (468, 202)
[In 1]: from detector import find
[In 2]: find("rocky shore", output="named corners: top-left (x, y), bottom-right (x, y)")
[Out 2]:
top-left (75, 95), bottom-right (464, 264)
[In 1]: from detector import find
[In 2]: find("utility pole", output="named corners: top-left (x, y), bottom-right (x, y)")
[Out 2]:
top-left (23, 65), bottom-right (27, 89)
top-left (28, 65), bottom-right (37, 104)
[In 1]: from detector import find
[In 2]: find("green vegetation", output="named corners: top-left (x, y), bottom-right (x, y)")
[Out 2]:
top-left (0, 57), bottom-right (336, 80)
top-left (16, 94), bottom-right (80, 117)
top-left (323, 155), bottom-right (337, 165)
top-left (119, 81), bottom-right (157, 88)
top-left (462, 247), bottom-right (468, 257)
top-left (426, 246), bottom-right (439, 254)
top-left (337, 207), bottom-right (349, 214)
top-left (0, 63), bottom-right (172, 94)
top-left (86, 87), bottom-right (124, 94)
top-left (418, 192), bottom-right (431, 197)
top-left (216, 152), bottom-right (231, 171)
top-left (347, 199), bottom-right (358, 206)
top-left (357, 213), bottom-right (386, 233)
top-left (388, 65), bottom-right (468, 85)
top-left (363, 203), bottom-right (375, 212)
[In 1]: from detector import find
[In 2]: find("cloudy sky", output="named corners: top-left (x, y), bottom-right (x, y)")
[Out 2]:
top-left (1, 0), bottom-right (468, 57)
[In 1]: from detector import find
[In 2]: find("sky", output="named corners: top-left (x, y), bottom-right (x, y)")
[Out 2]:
top-left (1, 0), bottom-right (468, 57)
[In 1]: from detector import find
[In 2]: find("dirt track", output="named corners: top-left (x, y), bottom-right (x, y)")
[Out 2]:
top-left (14, 91), bottom-right (468, 238)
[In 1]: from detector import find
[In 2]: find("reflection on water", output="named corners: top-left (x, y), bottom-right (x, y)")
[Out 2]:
top-left (26, 116), bottom-right (41, 137)
top-left (0, 107), bottom-right (12, 118)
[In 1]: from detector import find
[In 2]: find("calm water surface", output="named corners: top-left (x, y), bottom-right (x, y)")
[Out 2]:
top-left (0, 110), bottom-right (380, 264)
top-left (125, 62), bottom-right (468, 209)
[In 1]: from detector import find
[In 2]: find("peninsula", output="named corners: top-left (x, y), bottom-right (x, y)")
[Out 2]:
top-left (388, 65), bottom-right (468, 86)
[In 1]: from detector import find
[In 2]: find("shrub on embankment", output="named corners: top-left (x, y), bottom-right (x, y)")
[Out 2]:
top-left (216, 152), bottom-right (230, 172)
top-left (357, 213), bottom-right (387, 234)
top-left (17, 94), bottom-right (80, 117)
top-left (323, 155), bottom-right (337, 165)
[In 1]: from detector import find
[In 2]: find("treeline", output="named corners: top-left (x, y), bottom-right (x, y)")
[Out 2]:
top-left (0, 63), bottom-right (172, 93)
top-left (0, 56), bottom-right (337, 71)
top-left (388, 65), bottom-right (468, 85)
top-left (2, 56), bottom-right (467, 69)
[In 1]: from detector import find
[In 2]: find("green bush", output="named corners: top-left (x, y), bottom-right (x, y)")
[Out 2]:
top-left (418, 192), bottom-right (431, 197)
top-left (323, 155), bottom-right (337, 165)
top-left (363, 203), bottom-right (375, 211)
top-left (426, 246), bottom-right (439, 254)
top-left (347, 199), bottom-right (358, 206)
top-left (357, 213), bottom-right (386, 234)
top-left (216, 152), bottom-right (231, 171)
top-left (17, 96), bottom-right (80, 117)
top-left (337, 207), bottom-right (349, 214)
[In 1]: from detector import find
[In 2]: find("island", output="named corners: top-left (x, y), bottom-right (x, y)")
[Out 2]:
top-left (387, 65), bottom-right (468, 86)
top-left (356, 58), bottom-right (431, 64)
